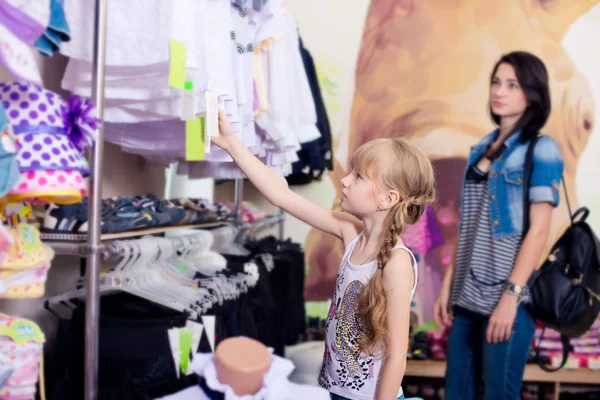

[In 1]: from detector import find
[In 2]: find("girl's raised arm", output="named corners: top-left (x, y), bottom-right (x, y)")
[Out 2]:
top-left (213, 110), bottom-right (361, 242)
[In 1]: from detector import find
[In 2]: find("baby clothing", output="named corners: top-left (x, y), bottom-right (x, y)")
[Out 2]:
top-left (319, 233), bottom-right (418, 400)
top-left (0, 224), bottom-right (54, 298)
top-left (0, 81), bottom-right (96, 204)
top-left (157, 351), bottom-right (329, 400)
top-left (0, 313), bottom-right (45, 400)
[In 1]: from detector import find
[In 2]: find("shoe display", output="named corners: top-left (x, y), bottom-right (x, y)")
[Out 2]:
top-left (40, 194), bottom-right (234, 235)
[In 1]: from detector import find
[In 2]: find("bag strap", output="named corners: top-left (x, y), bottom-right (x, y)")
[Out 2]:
top-left (522, 135), bottom-right (542, 234)
top-left (534, 327), bottom-right (572, 372)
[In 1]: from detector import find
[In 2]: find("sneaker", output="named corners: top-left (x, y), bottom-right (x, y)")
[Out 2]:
top-left (411, 332), bottom-right (430, 360)
top-left (43, 202), bottom-right (88, 233)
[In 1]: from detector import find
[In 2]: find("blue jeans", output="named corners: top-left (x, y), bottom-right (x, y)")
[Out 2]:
top-left (330, 394), bottom-right (406, 400)
top-left (445, 304), bottom-right (536, 400)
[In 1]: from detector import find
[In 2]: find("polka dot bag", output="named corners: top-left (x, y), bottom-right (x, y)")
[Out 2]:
top-left (0, 81), bottom-right (98, 204)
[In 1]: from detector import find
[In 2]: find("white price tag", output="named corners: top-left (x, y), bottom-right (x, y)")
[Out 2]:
top-left (180, 87), bottom-right (196, 121)
top-left (0, 24), bottom-right (42, 84)
top-left (205, 91), bottom-right (218, 137)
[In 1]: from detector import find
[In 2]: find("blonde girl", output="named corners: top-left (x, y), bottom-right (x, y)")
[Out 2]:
top-left (213, 111), bottom-right (435, 400)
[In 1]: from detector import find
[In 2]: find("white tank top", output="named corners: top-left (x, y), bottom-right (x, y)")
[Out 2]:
top-left (318, 233), bottom-right (418, 400)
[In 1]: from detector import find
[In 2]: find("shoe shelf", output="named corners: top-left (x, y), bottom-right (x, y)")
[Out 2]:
top-left (41, 221), bottom-right (231, 244)
top-left (405, 360), bottom-right (600, 400)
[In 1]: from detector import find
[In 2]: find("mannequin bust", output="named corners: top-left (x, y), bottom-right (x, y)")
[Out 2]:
top-left (214, 337), bottom-right (272, 395)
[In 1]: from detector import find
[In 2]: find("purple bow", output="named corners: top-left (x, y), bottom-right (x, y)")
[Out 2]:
top-left (63, 95), bottom-right (100, 153)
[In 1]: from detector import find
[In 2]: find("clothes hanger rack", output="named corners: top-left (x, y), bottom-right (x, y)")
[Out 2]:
top-left (38, 3), bottom-right (285, 399)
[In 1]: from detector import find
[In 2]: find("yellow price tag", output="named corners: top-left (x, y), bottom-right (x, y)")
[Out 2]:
top-left (185, 118), bottom-right (205, 161)
top-left (168, 40), bottom-right (186, 89)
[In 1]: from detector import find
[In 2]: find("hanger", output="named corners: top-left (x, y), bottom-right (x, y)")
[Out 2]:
top-left (47, 230), bottom-right (262, 318)
top-left (211, 225), bottom-right (250, 256)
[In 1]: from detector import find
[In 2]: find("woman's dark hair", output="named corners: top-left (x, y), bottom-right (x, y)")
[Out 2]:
top-left (489, 51), bottom-right (551, 142)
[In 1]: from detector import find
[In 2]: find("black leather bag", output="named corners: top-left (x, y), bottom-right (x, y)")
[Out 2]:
top-left (523, 136), bottom-right (600, 371)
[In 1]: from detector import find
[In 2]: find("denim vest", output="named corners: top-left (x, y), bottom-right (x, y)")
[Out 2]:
top-left (461, 130), bottom-right (564, 239)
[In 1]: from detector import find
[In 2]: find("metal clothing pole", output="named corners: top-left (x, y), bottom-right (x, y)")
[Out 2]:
top-left (86, 1), bottom-right (108, 399)
top-left (278, 208), bottom-right (284, 240)
top-left (234, 178), bottom-right (244, 223)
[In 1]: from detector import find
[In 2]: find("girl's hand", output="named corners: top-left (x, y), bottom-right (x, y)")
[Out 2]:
top-left (486, 293), bottom-right (519, 344)
top-left (212, 109), bottom-right (236, 151)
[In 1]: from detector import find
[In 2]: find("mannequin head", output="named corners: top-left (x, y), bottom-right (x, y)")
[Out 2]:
top-left (214, 337), bottom-right (272, 395)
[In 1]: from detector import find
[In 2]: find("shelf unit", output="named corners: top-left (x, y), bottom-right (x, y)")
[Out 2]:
top-left (39, 2), bottom-right (285, 399)
top-left (41, 221), bottom-right (230, 243)
top-left (405, 360), bottom-right (600, 400)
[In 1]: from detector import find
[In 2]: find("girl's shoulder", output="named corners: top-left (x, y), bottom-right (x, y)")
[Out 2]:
top-left (341, 222), bottom-right (363, 248)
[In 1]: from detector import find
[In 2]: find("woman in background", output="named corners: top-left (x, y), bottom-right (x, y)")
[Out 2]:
top-left (433, 51), bottom-right (564, 400)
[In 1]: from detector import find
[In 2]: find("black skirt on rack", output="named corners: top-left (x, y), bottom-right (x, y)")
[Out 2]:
top-left (48, 293), bottom-right (201, 400)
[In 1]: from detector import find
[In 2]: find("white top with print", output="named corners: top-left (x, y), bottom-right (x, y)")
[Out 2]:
top-left (319, 233), bottom-right (418, 400)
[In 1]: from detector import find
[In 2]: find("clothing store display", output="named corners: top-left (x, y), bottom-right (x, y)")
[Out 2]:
top-left (319, 233), bottom-right (418, 400)
top-left (59, 1), bottom-right (324, 179)
top-left (49, 294), bottom-right (200, 400)
top-left (0, 313), bottom-right (45, 400)
top-left (0, 81), bottom-right (97, 205)
top-left (41, 195), bottom-right (232, 234)
top-left (212, 337), bottom-right (272, 396)
top-left (45, 229), bottom-right (308, 399)
top-left (0, 224), bottom-right (54, 298)
top-left (534, 320), bottom-right (600, 369)
top-left (157, 350), bottom-right (329, 400)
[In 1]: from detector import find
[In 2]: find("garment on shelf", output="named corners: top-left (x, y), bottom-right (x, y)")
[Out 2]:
top-left (0, 81), bottom-right (97, 205)
top-left (534, 319), bottom-right (600, 369)
top-left (0, 224), bottom-right (54, 298)
top-left (0, 313), bottom-right (45, 400)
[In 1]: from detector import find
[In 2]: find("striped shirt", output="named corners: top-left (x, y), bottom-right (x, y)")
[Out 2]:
top-left (450, 164), bottom-right (529, 316)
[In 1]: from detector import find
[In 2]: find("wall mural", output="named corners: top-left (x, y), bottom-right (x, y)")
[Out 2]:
top-left (303, 0), bottom-right (600, 326)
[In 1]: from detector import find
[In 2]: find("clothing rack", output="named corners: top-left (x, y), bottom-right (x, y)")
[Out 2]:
top-left (48, 215), bottom-right (285, 258)
top-left (44, 3), bottom-right (285, 399)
